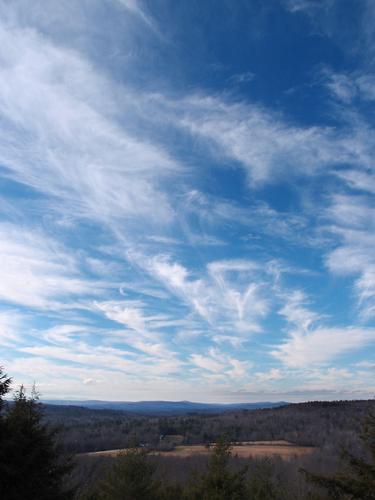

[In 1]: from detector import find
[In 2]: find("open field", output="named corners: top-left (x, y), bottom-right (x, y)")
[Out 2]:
top-left (81, 440), bottom-right (315, 460)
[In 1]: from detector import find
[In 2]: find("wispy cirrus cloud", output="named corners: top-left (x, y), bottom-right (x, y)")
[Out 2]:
top-left (0, 223), bottom-right (97, 309)
top-left (149, 255), bottom-right (270, 334)
top-left (157, 93), bottom-right (375, 185)
top-left (0, 311), bottom-right (22, 345)
top-left (115, 0), bottom-right (158, 31)
top-left (273, 291), bottom-right (375, 367)
top-left (273, 325), bottom-right (375, 368)
top-left (282, 0), bottom-right (334, 14)
top-left (325, 195), bottom-right (375, 319)
top-left (190, 348), bottom-right (249, 381)
top-left (322, 69), bottom-right (375, 103)
top-left (1, 0), bottom-right (375, 402)
top-left (0, 22), bottom-right (179, 234)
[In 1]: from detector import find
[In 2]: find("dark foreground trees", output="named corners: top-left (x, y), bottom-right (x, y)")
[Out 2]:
top-left (96, 447), bottom-right (163, 500)
top-left (302, 412), bottom-right (375, 500)
top-left (93, 447), bottom-right (182, 500)
top-left (92, 437), bottom-right (279, 500)
top-left (0, 367), bottom-right (72, 500)
top-left (187, 437), bottom-right (249, 500)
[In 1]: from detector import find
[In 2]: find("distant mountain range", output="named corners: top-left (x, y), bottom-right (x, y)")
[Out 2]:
top-left (42, 399), bottom-right (288, 415)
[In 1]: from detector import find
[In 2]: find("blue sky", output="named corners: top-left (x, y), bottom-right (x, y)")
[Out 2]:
top-left (0, 0), bottom-right (375, 402)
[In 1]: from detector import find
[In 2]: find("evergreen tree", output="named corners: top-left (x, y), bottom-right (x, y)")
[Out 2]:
top-left (247, 459), bottom-right (279, 499)
top-left (96, 447), bottom-right (163, 500)
top-left (186, 437), bottom-right (249, 500)
top-left (0, 383), bottom-right (73, 500)
top-left (301, 412), bottom-right (375, 499)
top-left (0, 366), bottom-right (11, 409)
top-left (0, 367), bottom-right (12, 493)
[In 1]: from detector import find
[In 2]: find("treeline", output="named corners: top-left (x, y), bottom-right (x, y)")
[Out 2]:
top-left (44, 398), bottom-right (375, 455)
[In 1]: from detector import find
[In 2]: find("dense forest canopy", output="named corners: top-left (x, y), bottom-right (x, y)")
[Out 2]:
top-left (43, 399), bottom-right (375, 454)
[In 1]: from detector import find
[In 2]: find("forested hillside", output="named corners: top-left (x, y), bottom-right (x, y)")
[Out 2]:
top-left (66, 400), bottom-right (375, 499)
top-left (45, 399), bottom-right (375, 455)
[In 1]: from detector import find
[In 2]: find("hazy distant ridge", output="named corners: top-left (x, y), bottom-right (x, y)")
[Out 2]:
top-left (42, 400), bottom-right (288, 415)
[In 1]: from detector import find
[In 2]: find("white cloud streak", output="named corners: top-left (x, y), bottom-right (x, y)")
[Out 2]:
top-left (167, 94), bottom-right (375, 185)
top-left (325, 195), bottom-right (375, 319)
top-left (273, 292), bottom-right (375, 367)
top-left (149, 256), bottom-right (269, 334)
top-left (0, 22), bottom-right (178, 234)
top-left (0, 223), bottom-right (96, 309)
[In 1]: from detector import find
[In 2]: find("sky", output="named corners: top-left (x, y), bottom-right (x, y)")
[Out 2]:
top-left (0, 0), bottom-right (375, 402)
